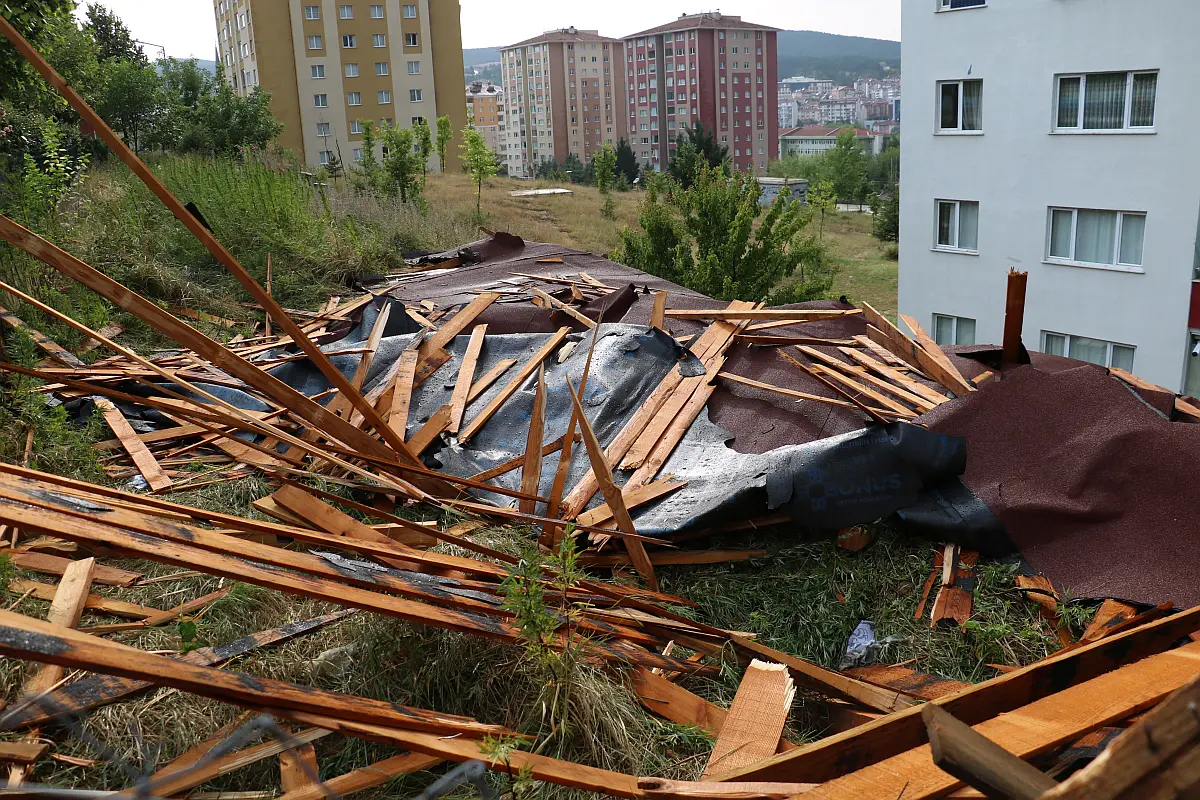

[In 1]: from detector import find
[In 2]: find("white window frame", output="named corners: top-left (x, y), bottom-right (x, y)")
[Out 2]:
top-left (936, 79), bottom-right (983, 133)
top-left (1053, 71), bottom-right (1158, 133)
top-left (342, 34), bottom-right (356, 48)
top-left (1042, 331), bottom-right (1136, 371)
top-left (313, 93), bottom-right (328, 107)
top-left (376, 61), bottom-right (389, 76)
top-left (372, 33), bottom-right (386, 47)
top-left (409, 88), bottom-right (423, 102)
top-left (304, 4), bottom-right (319, 19)
top-left (933, 314), bottom-right (976, 346)
top-left (405, 32), bottom-right (418, 47)
top-left (407, 60), bottom-right (421, 75)
top-left (370, 4), bottom-right (384, 18)
top-left (934, 199), bottom-right (979, 253)
top-left (347, 91), bottom-right (362, 106)
top-left (316, 122), bottom-right (331, 137)
top-left (402, 4), bottom-right (417, 18)
top-left (307, 35), bottom-right (323, 50)
top-left (378, 90), bottom-right (392, 104)
top-left (319, 150), bottom-right (332, 165)
top-left (339, 4), bottom-right (353, 19)
top-left (1045, 207), bottom-right (1147, 273)
top-left (344, 63), bottom-right (358, 78)
top-left (311, 64), bottom-right (325, 79)
top-left (350, 120), bottom-right (364, 134)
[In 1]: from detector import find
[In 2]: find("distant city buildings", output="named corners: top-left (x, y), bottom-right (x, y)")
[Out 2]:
top-left (779, 125), bottom-right (887, 158)
top-left (901, 0), bottom-right (1200, 395)
top-left (777, 75), bottom-right (901, 140)
top-left (465, 80), bottom-right (503, 155)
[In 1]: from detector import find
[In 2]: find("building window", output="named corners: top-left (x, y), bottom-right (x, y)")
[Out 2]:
top-left (370, 4), bottom-right (384, 18)
top-left (353, 148), bottom-right (363, 162)
top-left (1047, 208), bottom-right (1146, 268)
top-left (1043, 331), bottom-right (1135, 371)
top-left (410, 88), bottom-right (423, 102)
top-left (345, 63), bottom-right (358, 77)
top-left (938, 0), bottom-right (986, 9)
top-left (339, 4), bottom-right (353, 19)
top-left (937, 79), bottom-right (982, 132)
top-left (407, 60), bottom-right (421, 74)
top-left (307, 35), bottom-right (323, 50)
top-left (311, 64), bottom-right (325, 79)
top-left (316, 122), bottom-right (331, 137)
top-left (342, 34), bottom-right (356, 48)
top-left (933, 315), bottom-right (977, 346)
top-left (378, 90), bottom-right (392, 104)
top-left (348, 91), bottom-right (362, 106)
top-left (314, 93), bottom-right (328, 107)
top-left (375, 61), bottom-right (388, 76)
top-left (373, 33), bottom-right (386, 47)
top-left (350, 120), bottom-right (363, 134)
top-left (402, 4), bottom-right (417, 17)
top-left (1055, 71), bottom-right (1157, 131)
top-left (304, 5), bottom-right (319, 19)
top-left (935, 200), bottom-right (979, 251)
top-left (405, 32), bottom-right (418, 47)
top-left (319, 150), bottom-right (333, 165)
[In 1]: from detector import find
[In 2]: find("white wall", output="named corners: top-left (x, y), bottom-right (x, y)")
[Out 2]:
top-left (900, 0), bottom-right (1200, 390)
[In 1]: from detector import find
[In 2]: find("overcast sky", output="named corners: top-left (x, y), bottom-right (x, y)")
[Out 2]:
top-left (73, 0), bottom-right (899, 60)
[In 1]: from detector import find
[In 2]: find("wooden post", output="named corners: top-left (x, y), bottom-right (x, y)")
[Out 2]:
top-left (264, 253), bottom-right (273, 338)
top-left (1003, 269), bottom-right (1028, 366)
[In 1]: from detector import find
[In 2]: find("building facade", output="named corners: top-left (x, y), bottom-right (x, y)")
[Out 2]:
top-left (466, 81), bottom-right (504, 155)
top-left (900, 0), bottom-right (1200, 395)
top-left (212, 0), bottom-right (466, 170)
top-left (779, 125), bottom-right (887, 158)
top-left (621, 13), bottom-right (778, 173)
top-left (499, 28), bottom-right (629, 178)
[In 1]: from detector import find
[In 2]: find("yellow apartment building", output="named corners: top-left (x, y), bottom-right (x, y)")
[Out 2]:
top-left (213, 0), bottom-right (467, 170)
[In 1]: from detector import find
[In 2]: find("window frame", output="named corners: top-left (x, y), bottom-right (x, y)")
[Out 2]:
top-left (303, 5), bottom-right (319, 19)
top-left (372, 33), bottom-right (386, 48)
top-left (378, 90), bottom-right (392, 105)
top-left (1053, 70), bottom-right (1158, 133)
top-left (407, 60), bottom-right (420, 75)
top-left (933, 199), bottom-right (980, 254)
top-left (409, 88), bottom-right (423, 102)
top-left (936, 0), bottom-right (986, 10)
top-left (404, 32), bottom-right (418, 47)
top-left (936, 78), bottom-right (983, 133)
top-left (1045, 207), bottom-right (1147, 273)
top-left (313, 93), bottom-right (328, 108)
top-left (307, 35), bottom-right (323, 50)
top-left (338, 4), bottom-right (353, 19)
top-left (376, 61), bottom-right (389, 76)
top-left (402, 4), bottom-right (417, 18)
top-left (344, 63), bottom-right (358, 78)
top-left (341, 34), bottom-right (356, 49)
top-left (347, 91), bottom-right (362, 106)
top-left (370, 4), bottom-right (385, 18)
top-left (311, 64), bottom-right (325, 79)
top-left (1041, 331), bottom-right (1136, 370)
top-left (932, 314), bottom-right (977, 346)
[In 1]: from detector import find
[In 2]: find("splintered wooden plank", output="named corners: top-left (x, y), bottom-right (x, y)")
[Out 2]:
top-left (664, 309), bottom-right (862, 321)
top-left (532, 287), bottom-right (596, 329)
top-left (715, 602), bottom-right (1200, 785)
top-left (414, 292), bottom-right (499, 385)
top-left (0, 304), bottom-right (83, 367)
top-left (581, 549), bottom-right (765, 568)
top-left (388, 348), bottom-right (420, 438)
top-left (407, 404), bottom-right (452, 456)
top-left (900, 312), bottom-right (977, 393)
top-left (96, 399), bottom-right (173, 491)
top-left (861, 303), bottom-right (975, 396)
top-left (281, 742), bottom-right (322, 795)
top-left (566, 379), bottom-right (658, 592)
top-left (142, 728), bottom-right (331, 798)
top-left (1015, 574), bottom-right (1073, 647)
top-left (839, 347), bottom-right (952, 406)
top-left (327, 302), bottom-right (392, 420)
top-left (651, 291), bottom-right (667, 329)
top-left (801, 641), bottom-right (1200, 800)
top-left (798, 346), bottom-right (935, 413)
top-left (519, 365), bottom-right (548, 515)
top-left (276, 752), bottom-right (444, 800)
top-left (0, 742), bottom-right (49, 765)
top-left (458, 327), bottom-right (570, 444)
top-left (702, 661), bottom-right (796, 778)
top-left (7, 578), bottom-right (160, 620)
top-left (0, 608), bottom-right (512, 738)
top-left (20, 557), bottom-right (95, 699)
top-left (633, 667), bottom-right (728, 737)
top-left (778, 350), bottom-right (889, 425)
top-left (2, 612), bottom-right (355, 729)
top-left (1039, 673), bottom-right (1200, 800)
top-left (4, 551), bottom-right (139, 587)
top-left (717, 372), bottom-right (861, 412)
top-left (1082, 599), bottom-right (1143, 643)
top-left (448, 324), bottom-right (487, 434)
top-left (923, 704), bottom-right (1058, 800)
top-left (80, 587), bottom-right (231, 634)
top-left (639, 778), bottom-right (815, 800)
top-left (575, 477), bottom-right (688, 528)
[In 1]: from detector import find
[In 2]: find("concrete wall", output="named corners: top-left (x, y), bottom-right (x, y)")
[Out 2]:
top-left (900, 0), bottom-right (1200, 391)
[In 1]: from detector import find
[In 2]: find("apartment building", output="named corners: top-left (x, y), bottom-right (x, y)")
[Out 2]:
top-left (466, 81), bottom-right (504, 155)
top-left (212, 0), bottom-right (466, 170)
top-left (900, 0), bottom-right (1200, 395)
top-left (779, 126), bottom-right (887, 158)
top-left (499, 28), bottom-right (629, 178)
top-left (622, 13), bottom-right (778, 173)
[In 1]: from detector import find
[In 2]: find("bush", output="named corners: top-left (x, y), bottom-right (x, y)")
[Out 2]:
top-left (883, 242), bottom-right (899, 261)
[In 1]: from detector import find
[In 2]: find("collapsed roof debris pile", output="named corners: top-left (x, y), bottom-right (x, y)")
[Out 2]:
top-left (3, 15), bottom-right (1200, 800)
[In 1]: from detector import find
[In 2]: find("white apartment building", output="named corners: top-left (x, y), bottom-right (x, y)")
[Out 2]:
top-left (900, 0), bottom-right (1200, 395)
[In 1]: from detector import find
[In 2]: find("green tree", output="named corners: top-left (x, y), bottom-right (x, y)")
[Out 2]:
top-left (807, 179), bottom-right (838, 242)
top-left (560, 152), bottom-right (584, 183)
top-left (825, 128), bottom-right (868, 204)
top-left (97, 58), bottom-right (162, 154)
top-left (0, 1), bottom-right (76, 102)
top-left (413, 117), bottom-right (433, 183)
top-left (594, 141), bottom-right (617, 219)
top-left (192, 75), bottom-right (282, 156)
top-left (668, 122), bottom-right (729, 187)
top-left (870, 185), bottom-right (899, 243)
top-left (615, 165), bottom-right (828, 302)
top-left (461, 120), bottom-right (498, 219)
top-left (614, 137), bottom-right (639, 185)
top-left (83, 3), bottom-right (147, 65)
top-left (352, 119), bottom-right (381, 187)
top-left (149, 58), bottom-right (213, 152)
top-left (380, 123), bottom-right (421, 202)
top-left (435, 114), bottom-right (453, 172)
top-left (767, 151), bottom-right (828, 183)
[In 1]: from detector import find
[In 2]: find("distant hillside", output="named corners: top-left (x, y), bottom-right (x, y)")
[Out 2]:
top-left (463, 30), bottom-right (899, 83)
